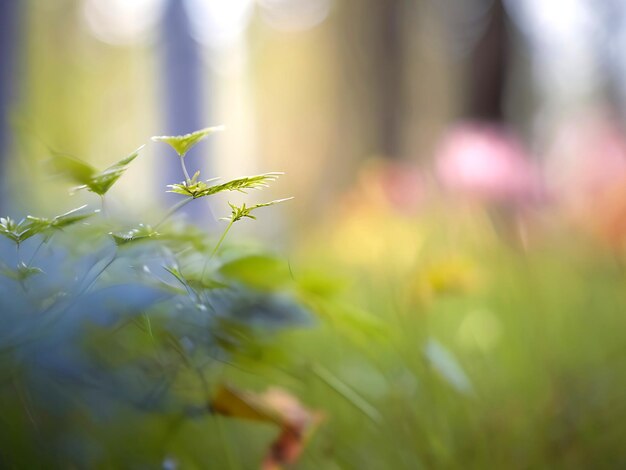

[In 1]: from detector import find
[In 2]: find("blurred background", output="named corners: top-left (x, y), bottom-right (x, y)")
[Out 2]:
top-left (3, 0), bottom-right (626, 238)
top-left (5, 1), bottom-right (626, 467)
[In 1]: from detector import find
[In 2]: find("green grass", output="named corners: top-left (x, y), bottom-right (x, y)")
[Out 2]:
top-left (212, 210), bottom-right (626, 469)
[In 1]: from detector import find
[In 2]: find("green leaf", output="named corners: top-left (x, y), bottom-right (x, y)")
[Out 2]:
top-left (208, 174), bottom-right (285, 195)
top-left (110, 224), bottom-right (159, 247)
top-left (187, 277), bottom-right (229, 291)
top-left (167, 172), bottom-right (284, 200)
top-left (48, 152), bottom-right (97, 186)
top-left (23, 216), bottom-right (52, 235)
top-left (50, 205), bottom-right (97, 228)
top-left (1, 262), bottom-right (44, 282)
top-left (50, 146), bottom-right (143, 195)
top-left (226, 198), bottom-right (293, 223)
top-left (219, 255), bottom-right (293, 290)
top-left (87, 146), bottom-right (142, 195)
top-left (25, 205), bottom-right (97, 236)
top-left (151, 125), bottom-right (224, 157)
top-left (0, 217), bottom-right (42, 244)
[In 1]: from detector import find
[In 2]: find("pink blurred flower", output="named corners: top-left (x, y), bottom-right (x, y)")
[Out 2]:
top-left (546, 113), bottom-right (626, 210)
top-left (545, 112), bottom-right (626, 247)
top-left (435, 123), bottom-right (542, 204)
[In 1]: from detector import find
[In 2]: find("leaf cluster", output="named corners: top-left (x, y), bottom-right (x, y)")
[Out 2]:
top-left (50, 146), bottom-right (142, 195)
top-left (0, 205), bottom-right (95, 245)
top-left (227, 198), bottom-right (294, 222)
top-left (0, 125), bottom-right (315, 469)
top-left (151, 126), bottom-right (224, 157)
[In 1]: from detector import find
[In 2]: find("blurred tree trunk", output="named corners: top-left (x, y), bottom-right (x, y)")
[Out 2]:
top-left (334, 0), bottom-right (407, 161)
top-left (373, 0), bottom-right (405, 159)
top-left (467, 0), bottom-right (508, 122)
top-left (159, 0), bottom-right (212, 221)
top-left (0, 0), bottom-right (20, 213)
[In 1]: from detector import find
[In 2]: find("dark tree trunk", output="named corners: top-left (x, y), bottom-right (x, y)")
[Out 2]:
top-left (375, 0), bottom-right (405, 159)
top-left (467, 0), bottom-right (508, 122)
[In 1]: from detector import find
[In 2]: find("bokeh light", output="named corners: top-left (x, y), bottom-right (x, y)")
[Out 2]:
top-left (258, 0), bottom-right (333, 32)
top-left (81, 0), bottom-right (166, 45)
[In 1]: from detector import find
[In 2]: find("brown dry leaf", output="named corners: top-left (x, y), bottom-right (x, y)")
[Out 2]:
top-left (210, 384), bottom-right (324, 469)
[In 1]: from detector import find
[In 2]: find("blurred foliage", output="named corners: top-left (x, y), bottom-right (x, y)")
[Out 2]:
top-left (4, 0), bottom-right (626, 467)
top-left (0, 127), bottom-right (321, 468)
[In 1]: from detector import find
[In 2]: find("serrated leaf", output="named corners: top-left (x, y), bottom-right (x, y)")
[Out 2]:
top-left (50, 146), bottom-right (143, 195)
top-left (151, 125), bottom-right (224, 157)
top-left (226, 198), bottom-right (293, 222)
top-left (86, 146), bottom-right (143, 195)
top-left (167, 172), bottom-right (284, 200)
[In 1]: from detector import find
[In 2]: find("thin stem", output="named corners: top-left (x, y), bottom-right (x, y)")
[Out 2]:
top-left (100, 195), bottom-right (107, 217)
top-left (155, 197), bottom-right (194, 229)
top-left (211, 219), bottom-right (234, 259)
top-left (27, 237), bottom-right (48, 268)
top-left (80, 253), bottom-right (117, 296)
top-left (179, 155), bottom-right (191, 182)
top-left (202, 219), bottom-right (234, 278)
top-left (144, 313), bottom-right (154, 338)
top-left (311, 363), bottom-right (382, 425)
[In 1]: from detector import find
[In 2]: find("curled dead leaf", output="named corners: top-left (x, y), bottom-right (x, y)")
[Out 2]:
top-left (210, 384), bottom-right (324, 469)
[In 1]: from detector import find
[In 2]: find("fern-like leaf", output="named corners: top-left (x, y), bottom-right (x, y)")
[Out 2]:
top-left (226, 198), bottom-right (294, 222)
top-left (168, 172), bottom-right (284, 199)
top-left (151, 126), bottom-right (224, 157)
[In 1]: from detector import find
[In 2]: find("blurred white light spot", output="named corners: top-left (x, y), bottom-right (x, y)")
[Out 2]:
top-left (504, 0), bottom-right (596, 58)
top-left (504, 0), bottom-right (599, 103)
top-left (259, 0), bottom-right (332, 32)
top-left (184, 0), bottom-right (254, 49)
top-left (82, 0), bottom-right (165, 45)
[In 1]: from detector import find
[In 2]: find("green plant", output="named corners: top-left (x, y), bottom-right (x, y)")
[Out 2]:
top-left (0, 126), bottom-right (317, 468)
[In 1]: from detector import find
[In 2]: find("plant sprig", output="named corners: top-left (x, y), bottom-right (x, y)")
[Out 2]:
top-left (151, 126), bottom-right (224, 158)
top-left (50, 146), bottom-right (144, 196)
top-left (225, 198), bottom-right (294, 222)
top-left (0, 206), bottom-right (96, 246)
top-left (152, 126), bottom-right (224, 183)
top-left (167, 172), bottom-right (284, 199)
